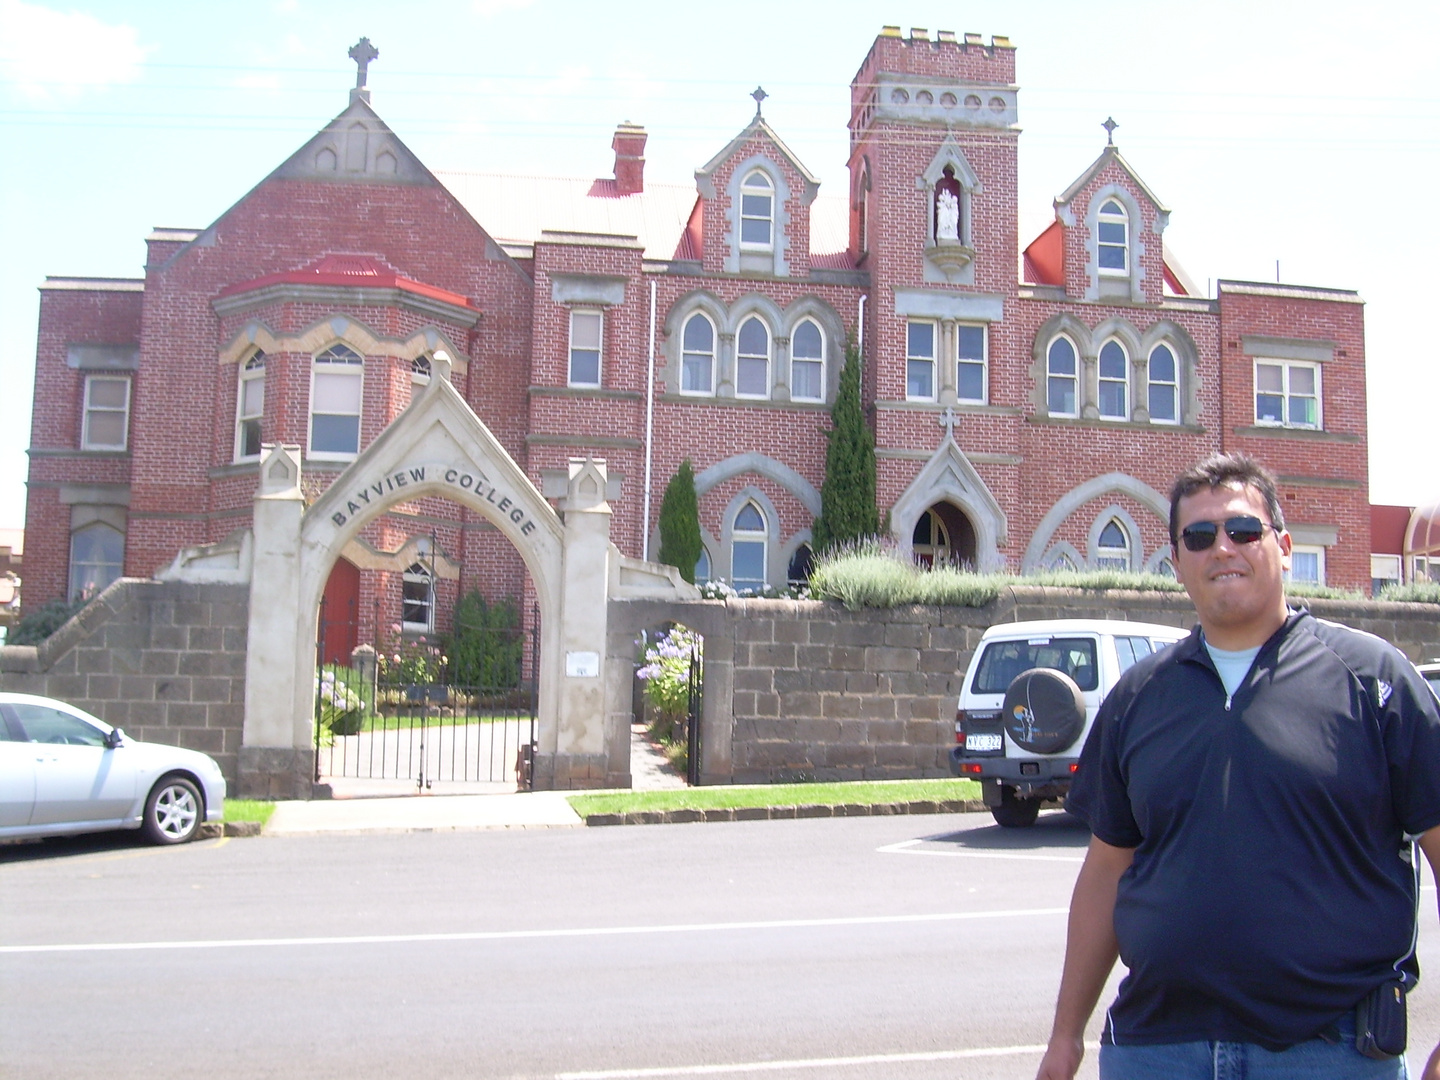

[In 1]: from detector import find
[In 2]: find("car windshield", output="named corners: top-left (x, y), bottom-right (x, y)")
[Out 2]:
top-left (972, 637), bottom-right (1099, 693)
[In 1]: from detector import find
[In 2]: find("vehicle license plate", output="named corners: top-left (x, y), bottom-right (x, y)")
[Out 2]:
top-left (966, 733), bottom-right (1003, 752)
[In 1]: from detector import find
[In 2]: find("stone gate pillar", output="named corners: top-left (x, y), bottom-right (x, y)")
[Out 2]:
top-left (239, 444), bottom-right (312, 798)
top-left (535, 457), bottom-right (621, 788)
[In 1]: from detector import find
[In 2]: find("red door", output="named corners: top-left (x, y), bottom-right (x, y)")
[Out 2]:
top-left (319, 558), bottom-right (360, 666)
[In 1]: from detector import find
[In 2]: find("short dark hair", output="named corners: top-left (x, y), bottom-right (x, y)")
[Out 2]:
top-left (1168, 452), bottom-right (1285, 548)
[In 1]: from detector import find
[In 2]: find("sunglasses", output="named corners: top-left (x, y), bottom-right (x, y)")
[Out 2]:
top-left (1179, 515), bottom-right (1281, 553)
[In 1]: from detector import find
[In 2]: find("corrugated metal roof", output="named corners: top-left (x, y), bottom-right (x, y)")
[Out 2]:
top-left (436, 171), bottom-right (850, 263)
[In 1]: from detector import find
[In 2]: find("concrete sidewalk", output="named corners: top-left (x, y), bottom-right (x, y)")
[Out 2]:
top-left (264, 790), bottom-right (583, 835)
top-left (257, 721), bottom-right (681, 836)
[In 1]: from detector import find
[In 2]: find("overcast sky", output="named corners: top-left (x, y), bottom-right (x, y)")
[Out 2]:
top-left (1, 0), bottom-right (1436, 535)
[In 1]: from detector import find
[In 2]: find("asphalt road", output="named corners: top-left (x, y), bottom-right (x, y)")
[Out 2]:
top-left (4, 810), bottom-right (1440, 1079)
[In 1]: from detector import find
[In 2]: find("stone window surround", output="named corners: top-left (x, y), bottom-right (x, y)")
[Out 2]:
top-left (81, 373), bottom-right (131, 452)
top-left (1032, 314), bottom-right (1199, 426)
top-left (1087, 504), bottom-right (1142, 571)
top-left (308, 342), bottom-right (365, 462)
top-left (663, 291), bottom-right (845, 404)
top-left (893, 288), bottom-right (1003, 406)
top-left (1067, 184), bottom-right (1159, 304)
top-left (217, 317), bottom-right (469, 464)
top-left (722, 155), bottom-right (794, 277)
top-left (235, 350), bottom-right (266, 463)
top-left (1253, 356), bottom-right (1323, 430)
top-left (568, 308), bottom-right (604, 388)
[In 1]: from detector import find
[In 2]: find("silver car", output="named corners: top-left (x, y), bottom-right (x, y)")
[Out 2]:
top-left (0, 692), bottom-right (226, 844)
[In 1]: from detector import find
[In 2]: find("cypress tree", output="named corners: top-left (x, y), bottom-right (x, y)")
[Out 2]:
top-left (812, 341), bottom-right (878, 554)
top-left (657, 458), bottom-right (703, 582)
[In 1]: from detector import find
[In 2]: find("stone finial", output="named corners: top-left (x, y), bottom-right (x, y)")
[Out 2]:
top-left (1102, 116), bottom-right (1119, 146)
top-left (348, 37), bottom-right (378, 102)
top-left (431, 348), bottom-right (453, 384)
top-left (751, 86), bottom-right (768, 119)
top-left (258, 444), bottom-right (303, 497)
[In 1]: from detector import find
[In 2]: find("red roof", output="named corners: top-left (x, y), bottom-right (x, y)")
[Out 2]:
top-left (217, 254), bottom-right (478, 310)
top-left (1023, 221), bottom-right (1063, 285)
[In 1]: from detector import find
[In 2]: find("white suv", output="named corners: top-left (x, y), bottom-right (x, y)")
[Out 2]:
top-left (949, 618), bottom-right (1188, 827)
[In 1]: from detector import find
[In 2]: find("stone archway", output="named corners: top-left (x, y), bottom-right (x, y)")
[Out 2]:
top-left (226, 354), bottom-right (696, 797)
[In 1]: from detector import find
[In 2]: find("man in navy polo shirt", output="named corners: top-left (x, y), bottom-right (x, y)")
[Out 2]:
top-left (1036, 453), bottom-right (1440, 1080)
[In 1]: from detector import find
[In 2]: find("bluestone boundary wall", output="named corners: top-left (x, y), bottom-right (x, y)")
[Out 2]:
top-left (0, 579), bottom-right (248, 786)
top-left (612, 590), bottom-right (1440, 786)
top-left (2, 582), bottom-right (1436, 794)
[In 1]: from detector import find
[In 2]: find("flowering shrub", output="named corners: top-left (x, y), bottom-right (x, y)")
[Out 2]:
top-left (635, 626), bottom-right (701, 729)
top-left (377, 632), bottom-right (449, 687)
top-left (697, 579), bottom-right (809, 600)
top-left (317, 664), bottom-right (364, 735)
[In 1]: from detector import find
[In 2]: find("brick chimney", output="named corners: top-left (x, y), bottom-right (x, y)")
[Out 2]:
top-left (612, 122), bottom-right (647, 195)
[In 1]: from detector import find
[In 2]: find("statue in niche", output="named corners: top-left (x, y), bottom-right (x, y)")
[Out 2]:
top-left (936, 190), bottom-right (960, 240)
top-left (934, 165), bottom-right (963, 243)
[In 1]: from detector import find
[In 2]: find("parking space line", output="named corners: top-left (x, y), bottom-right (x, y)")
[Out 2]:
top-left (556, 1041), bottom-right (1097, 1077)
top-left (879, 838), bottom-right (1085, 862)
top-left (0, 907), bottom-right (1069, 955)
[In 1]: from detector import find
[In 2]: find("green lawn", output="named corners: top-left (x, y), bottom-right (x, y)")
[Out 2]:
top-left (222, 799), bottom-right (278, 825)
top-left (567, 777), bottom-right (982, 817)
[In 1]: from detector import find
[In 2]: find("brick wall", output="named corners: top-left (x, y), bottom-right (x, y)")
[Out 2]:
top-left (0, 580), bottom-right (248, 786)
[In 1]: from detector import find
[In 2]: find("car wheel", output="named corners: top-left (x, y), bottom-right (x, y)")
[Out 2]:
top-left (991, 786), bottom-right (1041, 828)
top-left (141, 775), bottom-right (204, 845)
top-left (1002, 668), bottom-right (1086, 754)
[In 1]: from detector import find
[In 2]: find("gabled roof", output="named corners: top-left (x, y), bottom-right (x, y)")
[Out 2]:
top-left (436, 173), bottom-right (699, 261)
top-left (270, 95), bottom-right (437, 187)
top-left (216, 254), bottom-right (478, 310)
top-left (436, 170), bottom-right (851, 263)
top-left (1054, 145), bottom-right (1169, 213)
top-left (1021, 213), bottom-right (1197, 296)
top-left (695, 116), bottom-right (820, 203)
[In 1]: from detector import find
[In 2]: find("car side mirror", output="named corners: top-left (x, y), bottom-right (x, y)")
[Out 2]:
top-left (105, 727), bottom-right (126, 749)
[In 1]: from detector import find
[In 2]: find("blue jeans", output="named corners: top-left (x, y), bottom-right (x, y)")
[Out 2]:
top-left (1099, 1014), bottom-right (1410, 1079)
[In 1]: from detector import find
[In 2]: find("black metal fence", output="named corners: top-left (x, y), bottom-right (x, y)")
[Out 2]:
top-left (685, 639), bottom-right (703, 786)
top-left (314, 599), bottom-right (539, 792)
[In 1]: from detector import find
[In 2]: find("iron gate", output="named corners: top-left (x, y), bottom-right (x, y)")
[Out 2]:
top-left (314, 599), bottom-right (539, 792)
top-left (685, 638), bottom-right (703, 786)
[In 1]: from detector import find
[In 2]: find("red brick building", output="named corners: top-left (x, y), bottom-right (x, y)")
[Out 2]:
top-left (23, 27), bottom-right (1371, 646)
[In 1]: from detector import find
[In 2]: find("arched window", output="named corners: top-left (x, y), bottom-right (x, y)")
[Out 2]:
top-left (791, 319), bottom-right (824, 402)
top-left (310, 343), bottom-right (364, 457)
top-left (69, 522), bottom-right (123, 603)
top-left (1047, 336), bottom-right (1078, 417)
top-left (1098, 198), bottom-right (1128, 273)
top-left (1096, 520), bottom-right (1130, 570)
top-left (1047, 550), bottom-right (1078, 572)
top-left (740, 170), bottom-right (774, 249)
top-left (694, 547), bottom-right (712, 584)
top-left (1148, 344), bottom-right (1178, 423)
top-left (235, 351), bottom-right (266, 460)
top-left (402, 562), bottom-right (434, 633)
top-left (681, 313), bottom-right (715, 394)
top-left (1098, 340), bottom-right (1129, 420)
top-left (912, 509), bottom-right (952, 568)
top-left (736, 316), bottom-right (770, 398)
top-left (731, 502), bottom-right (767, 591)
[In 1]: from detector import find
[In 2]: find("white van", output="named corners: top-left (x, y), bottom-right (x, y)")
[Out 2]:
top-left (949, 619), bottom-right (1188, 827)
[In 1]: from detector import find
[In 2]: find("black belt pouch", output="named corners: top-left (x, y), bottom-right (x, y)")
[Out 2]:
top-left (1356, 978), bottom-right (1407, 1059)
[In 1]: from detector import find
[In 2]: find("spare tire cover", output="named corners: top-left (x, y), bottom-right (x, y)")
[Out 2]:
top-left (1001, 668), bottom-right (1086, 754)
